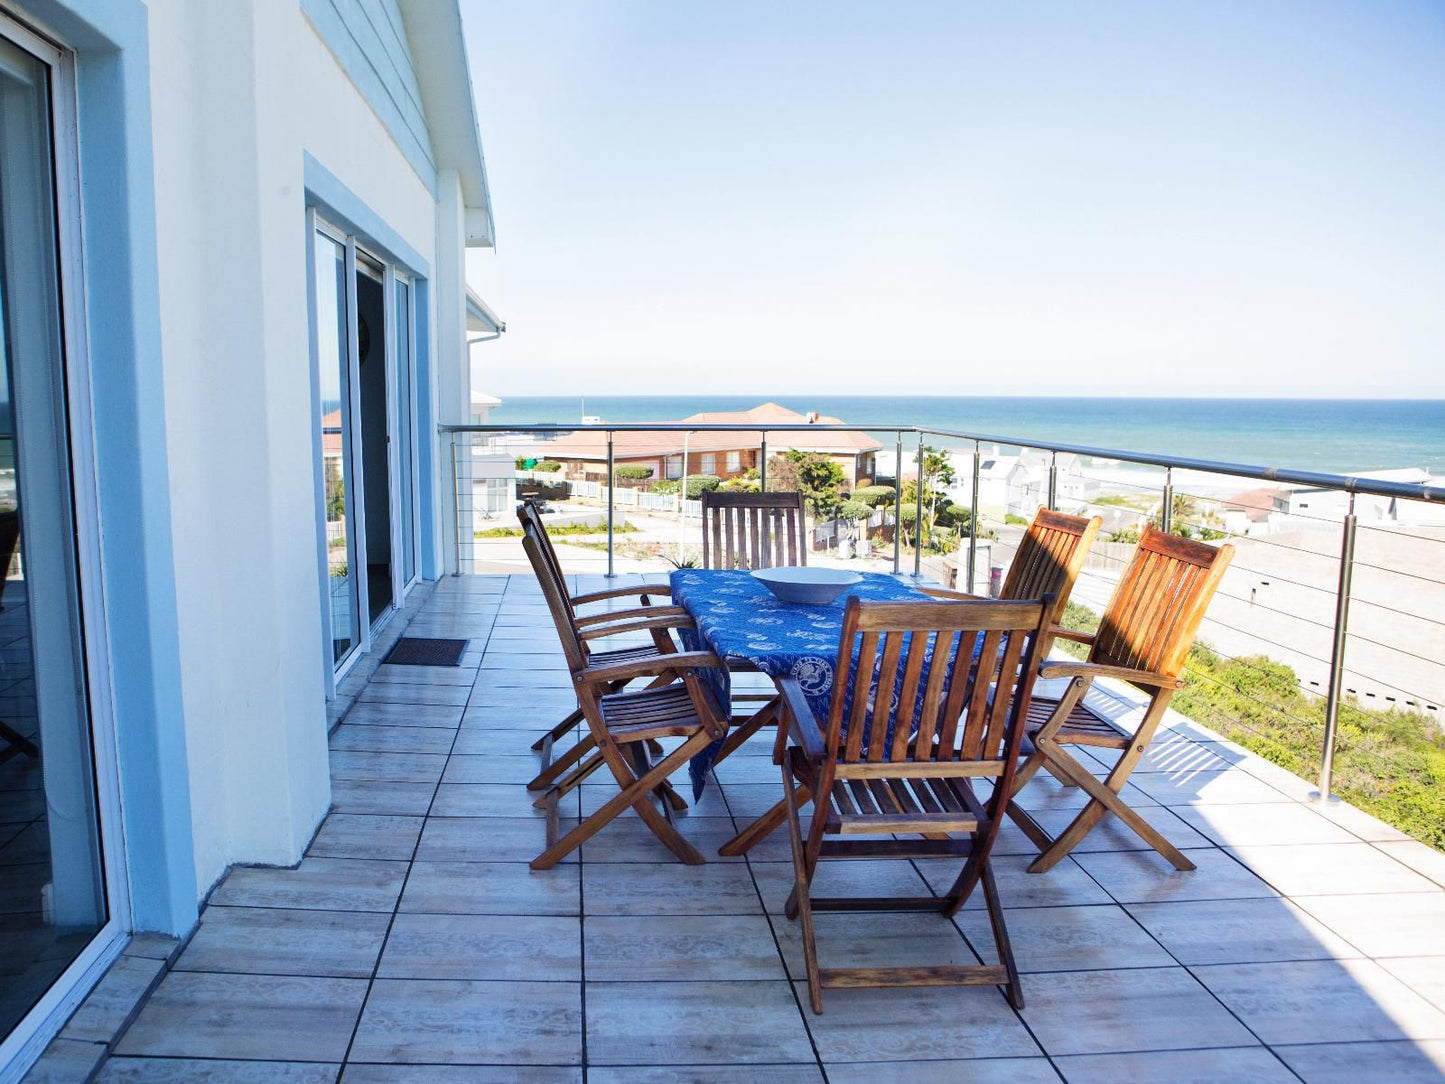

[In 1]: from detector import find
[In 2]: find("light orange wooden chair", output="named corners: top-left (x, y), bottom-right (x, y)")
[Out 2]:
top-left (701, 490), bottom-right (807, 570)
top-left (922, 507), bottom-right (1101, 654)
top-left (779, 595), bottom-right (1052, 1012)
top-left (523, 529), bottom-right (729, 868)
top-left (1008, 525), bottom-right (1234, 872)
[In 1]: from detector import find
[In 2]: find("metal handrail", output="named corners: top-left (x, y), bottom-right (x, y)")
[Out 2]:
top-left (440, 421), bottom-right (1445, 504)
top-left (444, 417), bottom-right (1445, 803)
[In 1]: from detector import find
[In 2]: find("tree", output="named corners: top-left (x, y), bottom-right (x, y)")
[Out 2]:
top-left (910, 445), bottom-right (956, 547)
top-left (767, 450), bottom-right (845, 515)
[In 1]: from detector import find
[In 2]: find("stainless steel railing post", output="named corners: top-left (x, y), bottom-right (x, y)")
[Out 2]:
top-left (1312, 493), bottom-right (1356, 803)
top-left (913, 430), bottom-right (925, 578)
top-left (967, 440), bottom-right (981, 592)
top-left (606, 431), bottom-right (616, 578)
top-left (1161, 466), bottom-right (1174, 535)
top-left (760, 433), bottom-right (767, 491)
top-left (893, 432), bottom-right (903, 575)
top-left (1046, 451), bottom-right (1058, 512)
top-left (450, 433), bottom-right (463, 576)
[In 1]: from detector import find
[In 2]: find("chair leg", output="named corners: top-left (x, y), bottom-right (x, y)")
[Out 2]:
top-left (1026, 740), bottom-right (1195, 873)
top-left (0, 720), bottom-right (37, 765)
top-left (532, 748), bottom-right (606, 809)
top-left (531, 705), bottom-right (584, 752)
top-left (528, 731), bottom-right (595, 791)
top-left (718, 783), bottom-right (810, 857)
top-left (781, 761), bottom-right (823, 1013)
top-left (531, 731), bottom-right (714, 869)
top-left (980, 863), bottom-right (1023, 1010)
top-left (709, 698), bottom-right (778, 769)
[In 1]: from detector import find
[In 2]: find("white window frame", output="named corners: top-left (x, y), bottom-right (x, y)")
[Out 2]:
top-left (0, 10), bottom-right (130, 1074)
top-left (665, 455), bottom-right (683, 480)
top-left (699, 453), bottom-right (716, 476)
top-left (726, 450), bottom-right (741, 474)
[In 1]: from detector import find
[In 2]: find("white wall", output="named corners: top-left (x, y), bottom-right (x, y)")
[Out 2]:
top-left (147, 0), bottom-right (454, 896)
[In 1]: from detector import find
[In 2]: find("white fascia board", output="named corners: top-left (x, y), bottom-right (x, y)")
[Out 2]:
top-left (466, 287), bottom-right (505, 334)
top-left (398, 0), bottom-right (495, 247)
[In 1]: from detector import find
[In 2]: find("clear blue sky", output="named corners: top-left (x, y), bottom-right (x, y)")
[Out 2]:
top-left (461, 1), bottom-right (1445, 398)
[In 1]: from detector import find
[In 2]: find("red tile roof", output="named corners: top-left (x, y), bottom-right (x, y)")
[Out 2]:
top-left (539, 402), bottom-right (882, 460)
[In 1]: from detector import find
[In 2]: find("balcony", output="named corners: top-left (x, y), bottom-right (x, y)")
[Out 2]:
top-left (29, 425), bottom-right (1445, 1081)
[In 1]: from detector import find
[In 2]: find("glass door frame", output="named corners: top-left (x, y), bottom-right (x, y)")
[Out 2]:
top-left (308, 214), bottom-right (421, 690)
top-left (0, 9), bottom-right (131, 1074)
top-left (386, 268), bottom-right (420, 598)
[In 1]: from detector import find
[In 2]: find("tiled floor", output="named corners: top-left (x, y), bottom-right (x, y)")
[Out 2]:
top-left (60, 574), bottom-right (1445, 1082)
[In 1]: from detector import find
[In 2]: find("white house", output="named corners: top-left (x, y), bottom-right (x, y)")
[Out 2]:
top-left (0, 0), bottom-right (497, 1073)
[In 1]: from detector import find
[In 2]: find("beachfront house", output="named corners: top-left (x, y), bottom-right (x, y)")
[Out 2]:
top-left (0, 0), bottom-right (497, 1073)
top-left (538, 402), bottom-right (883, 488)
top-left (1282, 469), bottom-right (1445, 528)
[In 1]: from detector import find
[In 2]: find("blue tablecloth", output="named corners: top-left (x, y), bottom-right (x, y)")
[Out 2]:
top-left (669, 569), bottom-right (936, 795)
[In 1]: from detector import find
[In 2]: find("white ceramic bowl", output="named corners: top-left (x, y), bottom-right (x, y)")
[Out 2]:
top-left (751, 566), bottom-right (862, 606)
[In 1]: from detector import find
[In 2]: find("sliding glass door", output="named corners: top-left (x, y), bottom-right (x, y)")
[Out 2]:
top-left (0, 12), bottom-right (124, 1063)
top-left (308, 217), bottom-right (420, 680)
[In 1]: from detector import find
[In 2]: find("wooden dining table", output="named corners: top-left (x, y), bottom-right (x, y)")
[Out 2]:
top-left (668, 567), bottom-right (936, 854)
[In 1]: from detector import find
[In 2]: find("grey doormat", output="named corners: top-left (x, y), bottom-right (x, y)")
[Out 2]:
top-left (385, 637), bottom-right (469, 667)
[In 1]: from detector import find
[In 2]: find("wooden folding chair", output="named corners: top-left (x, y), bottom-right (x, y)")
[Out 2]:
top-left (719, 507), bottom-right (1101, 858)
top-left (701, 489), bottom-right (808, 570)
top-left (922, 507), bottom-right (1101, 654)
top-left (780, 595), bottom-right (1052, 1012)
top-left (517, 501), bottom-right (684, 791)
top-left (525, 531), bottom-right (729, 869)
top-left (696, 490), bottom-right (811, 770)
top-left (1008, 525), bottom-right (1234, 873)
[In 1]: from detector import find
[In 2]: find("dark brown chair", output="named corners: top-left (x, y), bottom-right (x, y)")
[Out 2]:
top-left (1009, 525), bottom-right (1234, 872)
top-left (780, 595), bottom-right (1052, 1012)
top-left (701, 490), bottom-right (807, 570)
top-left (524, 530), bottom-right (729, 868)
top-left (518, 501), bottom-right (684, 791)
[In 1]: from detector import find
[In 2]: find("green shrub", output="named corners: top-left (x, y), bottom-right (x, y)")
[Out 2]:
top-left (837, 499), bottom-right (873, 524)
top-left (853, 485), bottom-right (896, 508)
top-left (683, 475), bottom-right (721, 498)
top-left (615, 465), bottom-right (653, 480)
top-left (532, 460), bottom-right (564, 473)
top-left (650, 479), bottom-right (680, 495)
top-left (1005, 513), bottom-right (1029, 526)
top-left (720, 476), bottom-right (760, 493)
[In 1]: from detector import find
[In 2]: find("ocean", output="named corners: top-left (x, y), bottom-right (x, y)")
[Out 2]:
top-left (486, 396), bottom-right (1444, 476)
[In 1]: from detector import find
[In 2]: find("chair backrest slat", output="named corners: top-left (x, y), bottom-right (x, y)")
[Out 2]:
top-left (519, 501), bottom-right (576, 620)
top-left (816, 597), bottom-right (1051, 835)
top-left (701, 491), bottom-right (808, 570)
top-left (1000, 508), bottom-right (1101, 623)
top-left (520, 527), bottom-right (589, 674)
top-left (1093, 525), bottom-right (1234, 681)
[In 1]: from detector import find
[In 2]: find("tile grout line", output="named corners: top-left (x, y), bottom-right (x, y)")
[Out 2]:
top-left (336, 584), bottom-right (489, 1075)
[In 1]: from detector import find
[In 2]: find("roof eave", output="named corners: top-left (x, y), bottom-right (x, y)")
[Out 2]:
top-left (398, 0), bottom-right (496, 248)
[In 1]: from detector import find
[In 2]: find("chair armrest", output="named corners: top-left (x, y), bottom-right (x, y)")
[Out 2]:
top-left (578, 614), bottom-right (696, 640)
top-left (577, 650), bottom-right (720, 685)
top-left (1050, 626), bottom-right (1096, 645)
top-left (1039, 660), bottom-right (1182, 689)
top-left (777, 678), bottom-right (827, 760)
top-left (919, 587), bottom-right (988, 602)
top-left (571, 583), bottom-right (672, 606)
top-left (575, 605), bottom-right (687, 628)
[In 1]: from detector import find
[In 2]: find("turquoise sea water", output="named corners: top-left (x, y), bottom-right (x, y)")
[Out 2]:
top-left (486, 396), bottom-right (1444, 476)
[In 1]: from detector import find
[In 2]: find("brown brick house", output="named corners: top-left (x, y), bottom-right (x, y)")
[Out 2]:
top-left (538, 402), bottom-right (883, 489)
